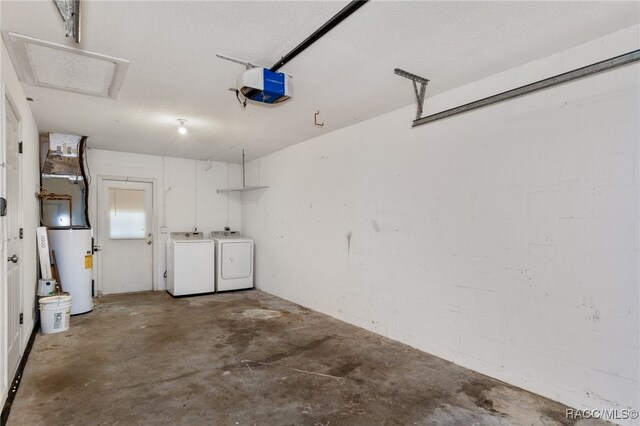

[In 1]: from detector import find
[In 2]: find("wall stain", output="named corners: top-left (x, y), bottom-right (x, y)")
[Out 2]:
top-left (371, 220), bottom-right (380, 232)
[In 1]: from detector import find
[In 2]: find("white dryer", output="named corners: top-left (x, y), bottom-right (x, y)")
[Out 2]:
top-left (167, 232), bottom-right (215, 296)
top-left (210, 231), bottom-right (254, 292)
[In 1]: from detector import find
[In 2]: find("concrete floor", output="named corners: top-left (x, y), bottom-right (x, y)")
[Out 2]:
top-left (9, 290), bottom-right (601, 425)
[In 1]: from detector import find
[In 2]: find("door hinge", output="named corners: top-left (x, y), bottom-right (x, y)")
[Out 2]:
top-left (19, 313), bottom-right (23, 325)
top-left (19, 228), bottom-right (23, 239)
top-left (18, 142), bottom-right (23, 154)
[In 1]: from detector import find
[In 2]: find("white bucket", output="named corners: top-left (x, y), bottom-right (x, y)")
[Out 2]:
top-left (37, 279), bottom-right (57, 297)
top-left (39, 295), bottom-right (72, 334)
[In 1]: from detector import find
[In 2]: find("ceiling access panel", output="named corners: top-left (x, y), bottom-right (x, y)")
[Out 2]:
top-left (2, 32), bottom-right (129, 99)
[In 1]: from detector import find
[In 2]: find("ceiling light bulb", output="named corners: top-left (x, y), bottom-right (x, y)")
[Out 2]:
top-left (177, 119), bottom-right (187, 135)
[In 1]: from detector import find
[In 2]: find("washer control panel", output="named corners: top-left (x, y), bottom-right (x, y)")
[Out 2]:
top-left (170, 232), bottom-right (204, 240)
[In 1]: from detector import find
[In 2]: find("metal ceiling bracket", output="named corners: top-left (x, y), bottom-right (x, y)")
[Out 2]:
top-left (394, 68), bottom-right (429, 121)
top-left (53, 0), bottom-right (81, 43)
top-left (413, 49), bottom-right (640, 128)
top-left (216, 54), bottom-right (258, 70)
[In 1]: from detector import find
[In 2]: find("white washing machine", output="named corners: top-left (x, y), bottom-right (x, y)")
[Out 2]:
top-left (167, 232), bottom-right (215, 296)
top-left (210, 231), bottom-right (254, 292)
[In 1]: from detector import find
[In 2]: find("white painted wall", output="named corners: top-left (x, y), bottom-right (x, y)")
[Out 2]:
top-left (0, 38), bottom-right (40, 406)
top-left (86, 149), bottom-right (242, 292)
top-left (242, 26), bottom-right (639, 422)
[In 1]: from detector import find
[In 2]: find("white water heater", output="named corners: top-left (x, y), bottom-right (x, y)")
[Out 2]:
top-left (48, 229), bottom-right (93, 315)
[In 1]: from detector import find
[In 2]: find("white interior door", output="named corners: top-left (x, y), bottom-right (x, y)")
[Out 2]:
top-left (97, 179), bottom-right (153, 295)
top-left (4, 98), bottom-right (22, 381)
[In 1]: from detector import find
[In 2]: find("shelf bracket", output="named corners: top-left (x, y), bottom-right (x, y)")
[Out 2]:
top-left (394, 68), bottom-right (429, 121)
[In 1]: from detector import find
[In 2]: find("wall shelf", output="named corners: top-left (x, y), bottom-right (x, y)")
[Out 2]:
top-left (216, 150), bottom-right (268, 194)
top-left (216, 185), bottom-right (269, 194)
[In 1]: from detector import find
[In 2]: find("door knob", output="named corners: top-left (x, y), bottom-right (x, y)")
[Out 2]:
top-left (7, 254), bottom-right (18, 263)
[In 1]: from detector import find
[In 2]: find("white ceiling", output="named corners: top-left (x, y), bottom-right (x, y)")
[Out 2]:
top-left (2, 1), bottom-right (639, 163)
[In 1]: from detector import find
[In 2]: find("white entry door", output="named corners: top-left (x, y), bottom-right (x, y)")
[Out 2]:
top-left (4, 98), bottom-right (22, 381)
top-left (97, 179), bottom-right (153, 295)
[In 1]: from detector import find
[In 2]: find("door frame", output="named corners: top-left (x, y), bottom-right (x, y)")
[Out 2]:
top-left (0, 83), bottom-right (24, 399)
top-left (95, 175), bottom-right (158, 295)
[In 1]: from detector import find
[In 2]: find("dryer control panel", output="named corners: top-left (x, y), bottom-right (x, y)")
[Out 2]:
top-left (210, 231), bottom-right (239, 238)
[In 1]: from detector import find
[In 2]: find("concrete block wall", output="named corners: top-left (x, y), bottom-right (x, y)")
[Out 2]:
top-left (242, 25), bottom-right (639, 422)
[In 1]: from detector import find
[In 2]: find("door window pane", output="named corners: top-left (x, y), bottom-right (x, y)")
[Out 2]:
top-left (109, 188), bottom-right (146, 239)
